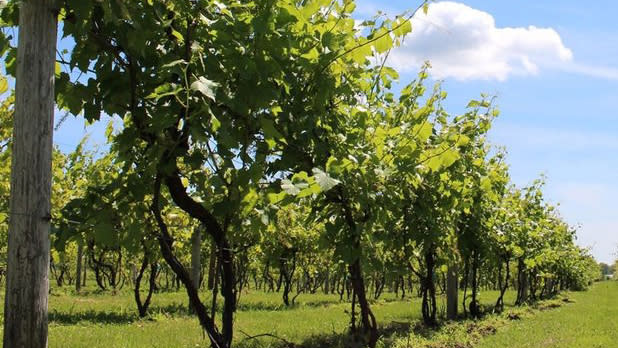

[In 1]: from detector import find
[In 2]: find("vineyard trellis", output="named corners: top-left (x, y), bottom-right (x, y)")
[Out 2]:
top-left (0, 1), bottom-right (602, 348)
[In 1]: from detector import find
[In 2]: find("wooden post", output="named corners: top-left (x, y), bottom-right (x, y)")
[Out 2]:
top-left (189, 226), bottom-right (202, 312)
top-left (206, 240), bottom-right (216, 290)
top-left (446, 263), bottom-right (458, 320)
top-left (82, 259), bottom-right (87, 287)
top-left (76, 242), bottom-right (83, 292)
top-left (3, 0), bottom-right (57, 346)
top-left (191, 226), bottom-right (202, 290)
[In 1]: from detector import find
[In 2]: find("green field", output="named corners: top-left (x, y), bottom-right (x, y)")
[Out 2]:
top-left (476, 281), bottom-right (618, 348)
top-left (1, 282), bottom-right (616, 347)
top-left (2, 286), bottom-right (514, 348)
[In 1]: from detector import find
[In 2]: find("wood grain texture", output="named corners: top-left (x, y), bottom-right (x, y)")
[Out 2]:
top-left (3, 0), bottom-right (57, 346)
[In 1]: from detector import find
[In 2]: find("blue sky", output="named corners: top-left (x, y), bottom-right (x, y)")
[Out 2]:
top-left (53, 1), bottom-right (618, 263)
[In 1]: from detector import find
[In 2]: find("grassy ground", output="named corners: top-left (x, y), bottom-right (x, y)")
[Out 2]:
top-left (476, 281), bottom-right (618, 348)
top-left (1, 284), bottom-right (513, 347)
top-left (1, 282), bottom-right (614, 347)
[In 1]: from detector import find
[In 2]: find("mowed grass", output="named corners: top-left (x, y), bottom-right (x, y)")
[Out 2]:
top-left (2, 281), bottom-right (615, 347)
top-left (1, 285), bottom-right (515, 347)
top-left (476, 281), bottom-right (618, 348)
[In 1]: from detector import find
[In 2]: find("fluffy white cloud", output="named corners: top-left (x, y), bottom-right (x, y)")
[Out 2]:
top-left (390, 1), bottom-right (573, 81)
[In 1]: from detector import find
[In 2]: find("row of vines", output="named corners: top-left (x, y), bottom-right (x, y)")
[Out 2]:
top-left (0, 0), bottom-right (601, 347)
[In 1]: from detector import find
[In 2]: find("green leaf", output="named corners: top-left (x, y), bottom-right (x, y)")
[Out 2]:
top-left (312, 168), bottom-right (340, 191)
top-left (373, 28), bottom-right (393, 53)
top-left (426, 147), bottom-right (459, 172)
top-left (480, 176), bottom-right (492, 192)
top-left (147, 83), bottom-right (183, 101)
top-left (297, 183), bottom-right (321, 198)
top-left (301, 48), bottom-right (320, 61)
top-left (170, 29), bottom-right (184, 42)
top-left (191, 77), bottom-right (218, 101)
top-left (93, 220), bottom-right (116, 246)
top-left (326, 156), bottom-right (353, 175)
top-left (260, 118), bottom-right (287, 148)
top-left (241, 188), bottom-right (258, 214)
top-left (456, 135), bottom-right (470, 147)
top-left (211, 115), bottom-right (221, 132)
top-left (440, 149), bottom-right (460, 168)
top-left (213, 1), bottom-right (233, 17)
top-left (467, 100), bottom-right (480, 108)
top-left (104, 120), bottom-right (114, 139)
top-left (181, 177), bottom-right (190, 187)
top-left (393, 18), bottom-right (412, 37)
top-left (413, 121), bottom-right (433, 142)
top-left (350, 42), bottom-right (372, 64)
top-left (268, 191), bottom-right (286, 204)
top-left (67, 0), bottom-right (93, 18)
top-left (0, 77), bottom-right (7, 94)
top-left (281, 179), bottom-right (300, 195)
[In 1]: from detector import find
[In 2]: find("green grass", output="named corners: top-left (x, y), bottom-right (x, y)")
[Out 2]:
top-left (476, 281), bottom-right (618, 348)
top-left (3, 282), bottom-right (614, 347)
top-left (1, 284), bottom-right (514, 347)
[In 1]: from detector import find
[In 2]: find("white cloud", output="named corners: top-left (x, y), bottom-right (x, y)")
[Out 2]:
top-left (562, 63), bottom-right (618, 80)
top-left (389, 1), bottom-right (573, 81)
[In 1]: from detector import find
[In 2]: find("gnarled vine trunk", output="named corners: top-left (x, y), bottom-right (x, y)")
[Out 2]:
top-left (348, 259), bottom-right (378, 348)
top-left (495, 255), bottom-right (510, 312)
top-left (280, 251), bottom-right (297, 307)
top-left (420, 247), bottom-right (438, 326)
top-left (337, 195), bottom-right (378, 348)
top-left (134, 244), bottom-right (157, 317)
top-left (516, 258), bottom-right (529, 305)
top-left (152, 174), bottom-right (236, 348)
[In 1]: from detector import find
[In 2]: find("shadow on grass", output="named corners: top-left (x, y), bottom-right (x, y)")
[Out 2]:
top-left (237, 298), bottom-right (342, 312)
top-left (235, 320), bottom-right (418, 348)
top-left (48, 299), bottom-right (347, 327)
top-left (147, 303), bottom-right (192, 316)
top-left (234, 294), bottom-right (413, 312)
top-left (147, 300), bottom-right (340, 315)
top-left (155, 298), bottom-right (347, 313)
top-left (49, 303), bottom-right (194, 324)
top-left (235, 303), bottom-right (525, 348)
top-left (49, 309), bottom-right (138, 325)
